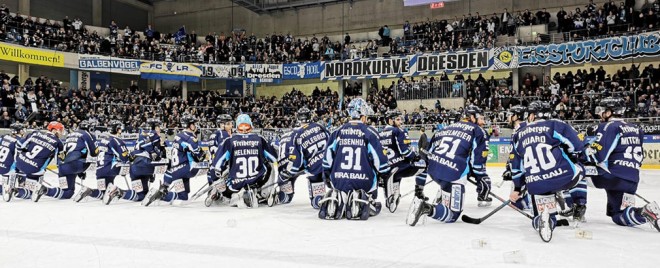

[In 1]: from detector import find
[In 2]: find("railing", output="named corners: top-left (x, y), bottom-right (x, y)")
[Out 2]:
top-left (394, 80), bottom-right (465, 100)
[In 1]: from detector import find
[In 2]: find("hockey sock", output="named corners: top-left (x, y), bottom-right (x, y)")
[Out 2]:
top-left (122, 190), bottom-right (146, 201)
top-left (612, 207), bottom-right (647, 227)
top-left (89, 189), bottom-right (104, 199)
top-left (162, 192), bottom-right (189, 202)
top-left (514, 192), bottom-right (532, 210)
top-left (16, 189), bottom-right (31, 199)
top-left (569, 178), bottom-right (588, 205)
top-left (430, 204), bottom-right (455, 223)
top-left (415, 173), bottom-right (427, 186)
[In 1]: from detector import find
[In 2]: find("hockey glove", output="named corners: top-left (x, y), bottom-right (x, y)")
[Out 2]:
top-left (502, 169), bottom-right (512, 181)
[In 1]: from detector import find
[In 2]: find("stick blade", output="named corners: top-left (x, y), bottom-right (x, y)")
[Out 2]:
top-left (461, 214), bottom-right (483, 224)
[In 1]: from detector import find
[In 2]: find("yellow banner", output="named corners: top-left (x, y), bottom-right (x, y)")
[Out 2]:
top-left (0, 42), bottom-right (65, 67)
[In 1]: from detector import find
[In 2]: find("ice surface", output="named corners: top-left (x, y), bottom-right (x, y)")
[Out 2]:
top-left (1, 167), bottom-right (659, 268)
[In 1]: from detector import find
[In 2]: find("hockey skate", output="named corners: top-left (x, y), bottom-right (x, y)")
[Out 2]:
top-left (385, 180), bottom-right (401, 213)
top-left (103, 184), bottom-right (124, 205)
top-left (204, 187), bottom-right (227, 207)
top-left (31, 183), bottom-right (46, 203)
top-left (477, 195), bottom-right (493, 207)
top-left (573, 204), bottom-right (587, 223)
top-left (73, 186), bottom-right (92, 202)
top-left (537, 210), bottom-right (553, 242)
top-left (2, 174), bottom-right (17, 202)
top-left (406, 197), bottom-right (432, 226)
top-left (236, 188), bottom-right (258, 208)
top-left (142, 184), bottom-right (167, 206)
top-left (406, 185), bottom-right (432, 226)
top-left (639, 201), bottom-right (660, 232)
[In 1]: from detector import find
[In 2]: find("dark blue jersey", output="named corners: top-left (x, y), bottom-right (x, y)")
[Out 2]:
top-left (427, 121), bottom-right (489, 182)
top-left (16, 131), bottom-right (64, 174)
top-left (0, 135), bottom-right (23, 174)
top-left (97, 133), bottom-right (129, 169)
top-left (131, 130), bottom-right (162, 159)
top-left (277, 129), bottom-right (296, 172)
top-left (511, 119), bottom-right (585, 195)
top-left (589, 119), bottom-right (644, 183)
top-left (171, 130), bottom-right (205, 168)
top-left (506, 121), bottom-right (528, 170)
top-left (209, 130), bottom-right (232, 170)
top-left (379, 125), bottom-right (415, 169)
top-left (63, 130), bottom-right (99, 159)
top-left (323, 121), bottom-right (390, 192)
top-left (288, 122), bottom-right (329, 176)
top-left (214, 133), bottom-right (277, 190)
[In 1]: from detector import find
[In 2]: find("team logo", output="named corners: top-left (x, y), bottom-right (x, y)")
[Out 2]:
top-left (498, 51), bottom-right (512, 63)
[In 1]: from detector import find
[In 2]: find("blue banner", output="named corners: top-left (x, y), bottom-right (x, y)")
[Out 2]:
top-left (282, 62), bottom-right (323, 79)
top-left (516, 32), bottom-right (660, 67)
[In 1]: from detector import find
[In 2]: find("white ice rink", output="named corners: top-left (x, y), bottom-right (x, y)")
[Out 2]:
top-left (1, 167), bottom-right (659, 268)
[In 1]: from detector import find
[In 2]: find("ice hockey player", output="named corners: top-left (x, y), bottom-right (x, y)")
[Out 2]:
top-left (406, 105), bottom-right (489, 226)
top-left (379, 109), bottom-right (426, 213)
top-left (273, 126), bottom-right (296, 205)
top-left (586, 97), bottom-right (659, 231)
top-left (123, 118), bottom-right (167, 202)
top-left (501, 105), bottom-right (532, 210)
top-left (213, 114), bottom-right (277, 208)
top-left (205, 114), bottom-right (234, 204)
top-left (277, 107), bottom-right (329, 208)
top-left (143, 114), bottom-right (207, 206)
top-left (507, 101), bottom-right (586, 242)
top-left (75, 120), bottom-right (130, 203)
top-left (319, 98), bottom-right (390, 220)
top-left (0, 123), bottom-right (26, 201)
top-left (15, 121), bottom-right (65, 201)
top-left (33, 120), bottom-right (99, 201)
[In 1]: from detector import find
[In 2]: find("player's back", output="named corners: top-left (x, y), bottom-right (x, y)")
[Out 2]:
top-left (325, 121), bottom-right (388, 191)
top-left (224, 133), bottom-right (276, 182)
top-left (427, 121), bottom-right (484, 182)
top-left (277, 129), bottom-right (295, 169)
top-left (64, 130), bottom-right (96, 155)
top-left (379, 125), bottom-right (412, 169)
top-left (18, 131), bottom-right (62, 173)
top-left (0, 135), bottom-right (20, 174)
top-left (172, 131), bottom-right (200, 166)
top-left (292, 122), bottom-right (328, 175)
top-left (592, 120), bottom-right (644, 182)
top-left (512, 119), bottom-right (583, 194)
top-left (132, 130), bottom-right (160, 157)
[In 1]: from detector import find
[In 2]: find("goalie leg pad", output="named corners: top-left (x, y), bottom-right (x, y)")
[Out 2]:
top-left (318, 189), bottom-right (346, 220)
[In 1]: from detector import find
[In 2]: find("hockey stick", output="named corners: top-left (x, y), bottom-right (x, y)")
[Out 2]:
top-left (466, 177), bottom-right (569, 226)
top-left (636, 193), bottom-right (651, 204)
top-left (400, 180), bottom-right (433, 198)
top-left (462, 200), bottom-right (512, 224)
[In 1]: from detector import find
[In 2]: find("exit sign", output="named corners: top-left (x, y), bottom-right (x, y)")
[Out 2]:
top-left (430, 2), bottom-right (445, 9)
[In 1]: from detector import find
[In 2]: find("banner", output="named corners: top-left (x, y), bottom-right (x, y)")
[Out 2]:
top-left (140, 61), bottom-right (202, 82)
top-left (244, 64), bottom-right (283, 83)
top-left (283, 62), bottom-right (323, 79)
top-left (199, 64), bottom-right (244, 79)
top-left (0, 42), bottom-right (64, 67)
top-left (516, 32), bottom-right (660, 67)
top-left (639, 123), bottom-right (660, 135)
top-left (78, 71), bottom-right (90, 90)
top-left (321, 57), bottom-right (409, 80)
top-left (78, 55), bottom-right (141, 75)
top-left (408, 50), bottom-right (491, 75)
